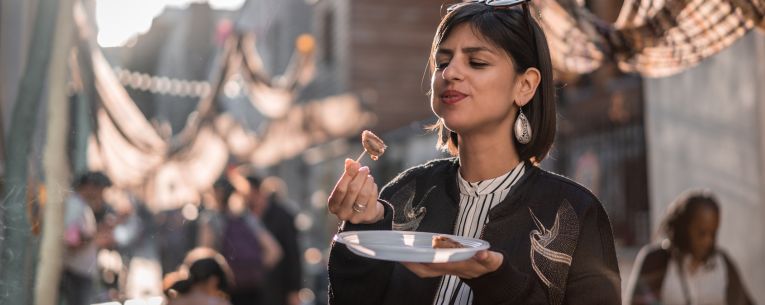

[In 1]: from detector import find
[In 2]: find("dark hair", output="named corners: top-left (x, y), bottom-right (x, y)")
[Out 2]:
top-left (171, 258), bottom-right (230, 295)
top-left (73, 171), bottom-right (113, 188)
top-left (659, 189), bottom-right (720, 255)
top-left (213, 177), bottom-right (235, 205)
top-left (428, 2), bottom-right (556, 163)
top-left (245, 176), bottom-right (262, 189)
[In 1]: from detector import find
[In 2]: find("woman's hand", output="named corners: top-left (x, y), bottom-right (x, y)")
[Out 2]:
top-left (402, 250), bottom-right (504, 279)
top-left (328, 159), bottom-right (384, 224)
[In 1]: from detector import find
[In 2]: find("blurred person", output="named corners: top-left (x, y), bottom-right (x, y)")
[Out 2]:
top-left (61, 171), bottom-right (114, 305)
top-left (115, 193), bottom-right (164, 299)
top-left (257, 176), bottom-right (303, 305)
top-left (198, 178), bottom-right (237, 250)
top-left (326, 1), bottom-right (621, 304)
top-left (199, 177), bottom-right (283, 267)
top-left (166, 253), bottom-right (233, 305)
top-left (156, 207), bottom-right (199, 274)
top-left (164, 247), bottom-right (228, 299)
top-left (206, 176), bottom-right (283, 305)
top-left (163, 270), bottom-right (186, 299)
top-left (625, 190), bottom-right (754, 305)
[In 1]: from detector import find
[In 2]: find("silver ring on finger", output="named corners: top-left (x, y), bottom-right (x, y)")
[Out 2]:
top-left (352, 203), bottom-right (366, 213)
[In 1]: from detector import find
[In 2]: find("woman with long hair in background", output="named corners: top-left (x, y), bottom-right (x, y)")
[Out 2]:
top-left (625, 190), bottom-right (754, 305)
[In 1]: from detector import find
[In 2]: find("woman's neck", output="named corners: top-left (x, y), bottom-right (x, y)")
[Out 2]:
top-left (686, 252), bottom-right (711, 274)
top-left (191, 283), bottom-right (218, 297)
top-left (457, 131), bottom-right (521, 182)
top-left (688, 259), bottom-right (704, 274)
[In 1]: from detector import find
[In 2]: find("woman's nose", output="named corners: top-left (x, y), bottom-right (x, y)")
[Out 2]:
top-left (442, 64), bottom-right (463, 81)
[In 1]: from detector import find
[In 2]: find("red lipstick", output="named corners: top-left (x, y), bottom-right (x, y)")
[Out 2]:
top-left (440, 90), bottom-right (467, 105)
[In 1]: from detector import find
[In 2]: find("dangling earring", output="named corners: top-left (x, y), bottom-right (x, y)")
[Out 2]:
top-left (514, 106), bottom-right (532, 144)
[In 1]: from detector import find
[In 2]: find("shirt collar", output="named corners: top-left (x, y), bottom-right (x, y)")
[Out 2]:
top-left (457, 162), bottom-right (525, 197)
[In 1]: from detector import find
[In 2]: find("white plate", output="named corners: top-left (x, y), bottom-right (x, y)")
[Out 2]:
top-left (333, 230), bottom-right (490, 263)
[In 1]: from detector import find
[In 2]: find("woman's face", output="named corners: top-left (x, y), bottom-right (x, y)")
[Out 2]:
top-left (430, 23), bottom-right (520, 137)
top-left (687, 207), bottom-right (719, 260)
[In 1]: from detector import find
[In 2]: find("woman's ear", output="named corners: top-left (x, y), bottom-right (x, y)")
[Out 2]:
top-left (514, 67), bottom-right (541, 107)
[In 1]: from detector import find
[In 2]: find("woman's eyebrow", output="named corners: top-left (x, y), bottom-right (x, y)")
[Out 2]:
top-left (436, 48), bottom-right (453, 56)
top-left (462, 46), bottom-right (493, 54)
top-left (436, 46), bottom-right (494, 56)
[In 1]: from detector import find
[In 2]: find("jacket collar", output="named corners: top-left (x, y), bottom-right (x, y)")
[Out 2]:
top-left (442, 159), bottom-right (539, 219)
top-left (442, 158), bottom-right (461, 206)
top-left (441, 158), bottom-right (537, 208)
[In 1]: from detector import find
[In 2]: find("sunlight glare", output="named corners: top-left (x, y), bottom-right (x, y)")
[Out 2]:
top-left (96, 0), bottom-right (245, 47)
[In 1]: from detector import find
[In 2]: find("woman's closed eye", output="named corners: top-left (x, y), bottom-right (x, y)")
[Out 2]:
top-left (435, 61), bottom-right (450, 70)
top-left (469, 60), bottom-right (488, 68)
top-left (435, 60), bottom-right (488, 70)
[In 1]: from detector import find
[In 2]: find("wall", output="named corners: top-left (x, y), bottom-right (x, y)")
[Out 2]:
top-left (348, 0), bottom-right (445, 131)
top-left (645, 30), bottom-right (765, 303)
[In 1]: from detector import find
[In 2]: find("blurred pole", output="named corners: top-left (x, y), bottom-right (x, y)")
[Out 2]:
top-left (72, 0), bottom-right (97, 175)
top-left (34, 0), bottom-right (74, 303)
top-left (0, 0), bottom-right (60, 303)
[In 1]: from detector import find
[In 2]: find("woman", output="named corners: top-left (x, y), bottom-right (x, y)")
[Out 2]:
top-left (326, 1), bottom-right (621, 304)
top-left (166, 255), bottom-right (233, 305)
top-left (625, 190), bottom-right (754, 305)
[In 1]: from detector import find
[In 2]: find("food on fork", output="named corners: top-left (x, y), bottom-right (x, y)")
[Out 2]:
top-left (358, 130), bottom-right (387, 161)
top-left (432, 235), bottom-right (465, 249)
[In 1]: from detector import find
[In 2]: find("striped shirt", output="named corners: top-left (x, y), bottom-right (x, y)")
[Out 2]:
top-left (432, 162), bottom-right (526, 305)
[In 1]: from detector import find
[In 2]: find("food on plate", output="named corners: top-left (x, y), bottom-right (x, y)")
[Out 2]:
top-left (432, 235), bottom-right (465, 249)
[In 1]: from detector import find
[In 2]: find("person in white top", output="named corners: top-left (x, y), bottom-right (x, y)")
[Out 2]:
top-left (61, 171), bottom-right (114, 305)
top-left (625, 189), bottom-right (754, 305)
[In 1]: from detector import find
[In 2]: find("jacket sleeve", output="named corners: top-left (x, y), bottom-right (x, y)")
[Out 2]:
top-left (624, 246), bottom-right (669, 305)
top-left (464, 204), bottom-right (621, 305)
top-left (328, 164), bottom-right (429, 305)
top-left (328, 199), bottom-right (395, 305)
top-left (721, 251), bottom-right (755, 305)
top-left (282, 212), bottom-right (302, 294)
top-left (562, 204), bottom-right (621, 304)
top-left (462, 250), bottom-right (549, 304)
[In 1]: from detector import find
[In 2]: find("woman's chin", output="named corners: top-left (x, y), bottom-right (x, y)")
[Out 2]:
top-left (691, 248), bottom-right (714, 261)
top-left (439, 117), bottom-right (470, 133)
top-left (441, 123), bottom-right (465, 135)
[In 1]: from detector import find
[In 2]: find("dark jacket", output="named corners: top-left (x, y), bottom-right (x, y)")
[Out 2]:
top-left (262, 201), bottom-right (302, 305)
top-left (625, 244), bottom-right (754, 305)
top-left (329, 158), bottom-right (621, 305)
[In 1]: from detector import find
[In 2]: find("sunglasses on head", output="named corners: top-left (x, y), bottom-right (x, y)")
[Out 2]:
top-left (447, 0), bottom-right (527, 11)
top-left (446, 0), bottom-right (538, 65)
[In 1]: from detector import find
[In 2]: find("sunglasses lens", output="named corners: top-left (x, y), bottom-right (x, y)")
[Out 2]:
top-left (447, 0), bottom-right (527, 14)
top-left (487, 0), bottom-right (525, 6)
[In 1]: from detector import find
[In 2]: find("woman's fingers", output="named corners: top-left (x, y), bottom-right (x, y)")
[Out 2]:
top-left (366, 179), bottom-right (379, 208)
top-left (401, 251), bottom-right (504, 279)
top-left (402, 262), bottom-right (441, 278)
top-left (337, 166), bottom-right (370, 219)
top-left (328, 159), bottom-right (383, 224)
top-left (348, 176), bottom-right (381, 224)
top-left (404, 262), bottom-right (470, 278)
top-left (471, 250), bottom-right (503, 274)
top-left (328, 159), bottom-right (360, 215)
top-left (353, 175), bottom-right (373, 211)
top-left (347, 175), bottom-right (372, 219)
